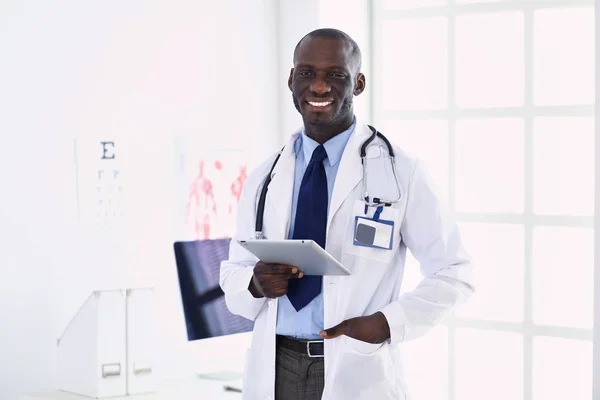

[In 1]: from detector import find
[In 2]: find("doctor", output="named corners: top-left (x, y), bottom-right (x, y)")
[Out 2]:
top-left (220, 28), bottom-right (474, 400)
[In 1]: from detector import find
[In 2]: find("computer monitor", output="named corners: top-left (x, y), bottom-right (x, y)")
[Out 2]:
top-left (173, 239), bottom-right (253, 341)
top-left (173, 239), bottom-right (252, 386)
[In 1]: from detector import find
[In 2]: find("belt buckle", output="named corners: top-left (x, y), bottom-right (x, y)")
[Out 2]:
top-left (306, 340), bottom-right (324, 358)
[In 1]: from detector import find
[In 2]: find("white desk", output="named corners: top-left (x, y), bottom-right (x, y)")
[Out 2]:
top-left (23, 378), bottom-right (242, 400)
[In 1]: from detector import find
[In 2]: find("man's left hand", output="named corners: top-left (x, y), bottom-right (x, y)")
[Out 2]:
top-left (319, 311), bottom-right (391, 344)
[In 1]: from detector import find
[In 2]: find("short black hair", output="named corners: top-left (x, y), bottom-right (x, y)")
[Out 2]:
top-left (293, 28), bottom-right (362, 73)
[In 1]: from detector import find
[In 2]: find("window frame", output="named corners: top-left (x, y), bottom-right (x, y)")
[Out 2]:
top-left (370, 1), bottom-right (595, 399)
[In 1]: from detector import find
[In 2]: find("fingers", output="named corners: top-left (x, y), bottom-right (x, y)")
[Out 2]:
top-left (252, 262), bottom-right (304, 298)
top-left (256, 262), bottom-right (297, 274)
top-left (276, 264), bottom-right (303, 279)
top-left (320, 319), bottom-right (350, 339)
top-left (263, 281), bottom-right (290, 298)
top-left (267, 269), bottom-right (304, 281)
top-left (320, 316), bottom-right (388, 343)
top-left (255, 262), bottom-right (303, 279)
top-left (269, 286), bottom-right (289, 298)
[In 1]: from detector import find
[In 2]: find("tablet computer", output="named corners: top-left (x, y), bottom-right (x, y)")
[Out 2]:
top-left (237, 239), bottom-right (351, 276)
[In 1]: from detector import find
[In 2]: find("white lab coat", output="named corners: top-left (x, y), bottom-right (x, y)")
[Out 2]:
top-left (220, 120), bottom-right (474, 400)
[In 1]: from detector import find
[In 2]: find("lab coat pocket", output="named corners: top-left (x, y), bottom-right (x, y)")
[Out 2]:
top-left (343, 200), bottom-right (401, 264)
top-left (343, 335), bottom-right (384, 355)
top-left (335, 335), bottom-right (399, 399)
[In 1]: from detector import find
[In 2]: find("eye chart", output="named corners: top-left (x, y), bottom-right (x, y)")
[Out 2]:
top-left (74, 137), bottom-right (128, 227)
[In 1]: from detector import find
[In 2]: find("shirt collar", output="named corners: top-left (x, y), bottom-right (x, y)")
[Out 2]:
top-left (294, 120), bottom-right (356, 167)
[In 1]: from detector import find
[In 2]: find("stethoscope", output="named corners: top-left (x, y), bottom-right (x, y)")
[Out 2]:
top-left (254, 125), bottom-right (401, 239)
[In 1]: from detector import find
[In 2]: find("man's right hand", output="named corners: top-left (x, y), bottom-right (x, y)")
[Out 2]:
top-left (248, 262), bottom-right (304, 298)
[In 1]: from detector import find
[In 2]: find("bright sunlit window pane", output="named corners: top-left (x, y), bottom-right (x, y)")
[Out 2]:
top-left (455, 329), bottom-right (523, 400)
top-left (455, 12), bottom-right (524, 108)
top-left (532, 227), bottom-right (593, 329)
top-left (457, 223), bottom-right (524, 322)
top-left (533, 337), bottom-right (592, 400)
top-left (381, 0), bottom-right (446, 10)
top-left (384, 120), bottom-right (449, 201)
top-left (382, 18), bottom-right (448, 110)
top-left (533, 117), bottom-right (594, 216)
top-left (455, 119), bottom-right (524, 213)
top-left (533, 8), bottom-right (595, 106)
top-left (401, 326), bottom-right (448, 400)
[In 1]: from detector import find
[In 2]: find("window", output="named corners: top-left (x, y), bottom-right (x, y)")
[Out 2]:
top-left (371, 1), bottom-right (594, 399)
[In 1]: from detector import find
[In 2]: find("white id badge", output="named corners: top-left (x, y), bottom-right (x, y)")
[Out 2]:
top-left (353, 216), bottom-right (394, 250)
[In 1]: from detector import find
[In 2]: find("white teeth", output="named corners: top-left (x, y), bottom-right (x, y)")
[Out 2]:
top-left (308, 101), bottom-right (332, 107)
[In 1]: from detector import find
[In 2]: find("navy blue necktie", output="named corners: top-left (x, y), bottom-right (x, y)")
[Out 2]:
top-left (287, 144), bottom-right (328, 311)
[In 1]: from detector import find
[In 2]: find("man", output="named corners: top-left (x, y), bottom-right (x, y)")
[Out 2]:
top-left (220, 28), bottom-right (474, 400)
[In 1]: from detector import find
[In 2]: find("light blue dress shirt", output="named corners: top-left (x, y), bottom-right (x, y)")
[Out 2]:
top-left (275, 121), bottom-right (356, 339)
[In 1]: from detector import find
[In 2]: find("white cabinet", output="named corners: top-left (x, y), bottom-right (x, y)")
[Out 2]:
top-left (56, 288), bottom-right (158, 398)
top-left (57, 290), bottom-right (127, 398)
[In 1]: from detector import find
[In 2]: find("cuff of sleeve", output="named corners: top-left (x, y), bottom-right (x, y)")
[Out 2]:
top-left (225, 266), bottom-right (267, 320)
top-left (379, 301), bottom-right (407, 346)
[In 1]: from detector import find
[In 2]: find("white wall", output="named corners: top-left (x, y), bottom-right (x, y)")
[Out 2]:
top-left (277, 0), bottom-right (320, 138)
top-left (594, 2), bottom-right (599, 398)
top-left (0, 1), bottom-right (279, 399)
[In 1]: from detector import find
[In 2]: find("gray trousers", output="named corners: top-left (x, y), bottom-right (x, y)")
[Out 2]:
top-left (275, 343), bottom-right (325, 400)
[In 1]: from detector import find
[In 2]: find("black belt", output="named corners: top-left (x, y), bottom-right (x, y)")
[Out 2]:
top-left (276, 335), bottom-right (324, 358)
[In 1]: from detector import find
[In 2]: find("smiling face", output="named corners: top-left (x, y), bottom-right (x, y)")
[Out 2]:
top-left (288, 36), bottom-right (365, 140)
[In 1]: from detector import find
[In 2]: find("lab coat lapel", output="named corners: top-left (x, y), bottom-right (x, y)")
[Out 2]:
top-left (264, 132), bottom-right (299, 239)
top-left (327, 121), bottom-right (371, 230)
